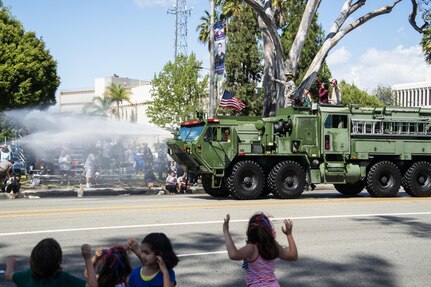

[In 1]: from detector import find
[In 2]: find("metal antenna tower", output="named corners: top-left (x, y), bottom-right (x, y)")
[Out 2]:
top-left (167, 0), bottom-right (192, 58)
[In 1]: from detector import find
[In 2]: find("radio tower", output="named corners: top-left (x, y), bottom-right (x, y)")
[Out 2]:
top-left (167, 0), bottom-right (192, 58)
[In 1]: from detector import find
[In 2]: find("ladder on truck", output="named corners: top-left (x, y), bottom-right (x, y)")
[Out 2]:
top-left (351, 118), bottom-right (431, 137)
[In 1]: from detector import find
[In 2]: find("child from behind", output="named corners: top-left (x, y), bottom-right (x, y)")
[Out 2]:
top-left (5, 238), bottom-right (97, 287)
top-left (89, 245), bottom-right (132, 287)
top-left (127, 233), bottom-right (179, 287)
top-left (223, 213), bottom-right (298, 287)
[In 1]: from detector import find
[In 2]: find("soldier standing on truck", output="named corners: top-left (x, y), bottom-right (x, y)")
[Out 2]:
top-left (272, 72), bottom-right (296, 107)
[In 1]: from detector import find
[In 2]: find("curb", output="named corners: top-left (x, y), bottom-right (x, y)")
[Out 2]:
top-left (1, 184), bottom-right (334, 199)
top-left (1, 186), bottom-right (206, 199)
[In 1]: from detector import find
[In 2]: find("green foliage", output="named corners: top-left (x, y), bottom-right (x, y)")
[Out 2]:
top-left (280, 0), bottom-right (331, 95)
top-left (104, 83), bottom-right (131, 119)
top-left (0, 112), bottom-right (15, 141)
top-left (371, 85), bottom-right (396, 106)
top-left (421, 24), bottom-right (431, 64)
top-left (223, 4), bottom-right (262, 116)
top-left (146, 54), bottom-right (209, 128)
top-left (339, 81), bottom-right (383, 107)
top-left (82, 95), bottom-right (114, 117)
top-left (196, 9), bottom-right (226, 49)
top-left (0, 5), bottom-right (59, 110)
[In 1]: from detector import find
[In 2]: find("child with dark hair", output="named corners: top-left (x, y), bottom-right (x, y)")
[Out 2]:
top-left (223, 213), bottom-right (298, 287)
top-left (5, 238), bottom-right (97, 287)
top-left (89, 245), bottom-right (132, 287)
top-left (127, 233), bottom-right (179, 287)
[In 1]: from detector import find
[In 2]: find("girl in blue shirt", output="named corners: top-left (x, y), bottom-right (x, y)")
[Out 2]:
top-left (127, 233), bottom-right (179, 287)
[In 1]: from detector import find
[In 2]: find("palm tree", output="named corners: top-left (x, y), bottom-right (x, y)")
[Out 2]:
top-left (104, 83), bottom-right (132, 119)
top-left (82, 95), bottom-right (114, 117)
top-left (196, 9), bottom-right (225, 50)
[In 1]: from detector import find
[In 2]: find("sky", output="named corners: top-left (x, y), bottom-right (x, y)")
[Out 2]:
top-left (3, 0), bottom-right (431, 94)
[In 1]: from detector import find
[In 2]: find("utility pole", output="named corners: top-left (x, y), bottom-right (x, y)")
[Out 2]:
top-left (167, 0), bottom-right (192, 58)
top-left (209, 0), bottom-right (215, 118)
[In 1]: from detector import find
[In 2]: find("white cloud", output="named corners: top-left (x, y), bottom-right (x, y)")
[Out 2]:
top-left (326, 46), bottom-right (351, 65)
top-left (133, 0), bottom-right (173, 8)
top-left (328, 45), bottom-right (431, 91)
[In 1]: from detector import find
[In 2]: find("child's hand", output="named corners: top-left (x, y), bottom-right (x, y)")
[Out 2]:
top-left (156, 255), bottom-right (168, 274)
top-left (281, 219), bottom-right (293, 236)
top-left (81, 244), bottom-right (92, 260)
top-left (127, 237), bottom-right (139, 252)
top-left (223, 214), bottom-right (230, 232)
top-left (95, 248), bottom-right (104, 258)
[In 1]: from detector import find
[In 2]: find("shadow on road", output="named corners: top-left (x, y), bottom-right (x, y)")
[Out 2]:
top-left (354, 215), bottom-right (431, 238)
top-left (1, 233), bottom-right (399, 287)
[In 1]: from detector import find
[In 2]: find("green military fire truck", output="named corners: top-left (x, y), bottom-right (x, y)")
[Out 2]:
top-left (167, 105), bottom-right (431, 199)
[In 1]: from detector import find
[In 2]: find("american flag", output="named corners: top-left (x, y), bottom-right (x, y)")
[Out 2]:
top-left (219, 90), bottom-right (245, 111)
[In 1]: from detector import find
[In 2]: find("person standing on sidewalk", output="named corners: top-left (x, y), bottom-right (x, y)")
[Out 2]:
top-left (84, 152), bottom-right (96, 188)
top-left (0, 159), bottom-right (14, 187)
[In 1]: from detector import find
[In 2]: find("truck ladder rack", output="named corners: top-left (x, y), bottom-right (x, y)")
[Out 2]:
top-left (351, 118), bottom-right (431, 137)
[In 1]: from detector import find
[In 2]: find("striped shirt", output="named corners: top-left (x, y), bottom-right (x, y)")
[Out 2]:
top-left (244, 256), bottom-right (280, 287)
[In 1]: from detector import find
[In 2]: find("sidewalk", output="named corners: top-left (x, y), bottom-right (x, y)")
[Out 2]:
top-left (0, 184), bottom-right (334, 199)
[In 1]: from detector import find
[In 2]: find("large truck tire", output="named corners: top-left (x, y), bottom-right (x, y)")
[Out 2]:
top-left (268, 160), bottom-right (305, 199)
top-left (402, 161), bottom-right (431, 197)
top-left (366, 161), bottom-right (401, 197)
top-left (202, 176), bottom-right (230, 198)
top-left (334, 181), bottom-right (364, 196)
top-left (226, 160), bottom-right (264, 200)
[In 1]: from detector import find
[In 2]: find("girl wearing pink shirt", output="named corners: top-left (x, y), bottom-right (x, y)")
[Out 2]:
top-left (223, 213), bottom-right (298, 286)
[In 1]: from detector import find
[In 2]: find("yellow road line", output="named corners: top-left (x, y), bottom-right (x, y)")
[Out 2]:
top-left (0, 197), bottom-right (430, 219)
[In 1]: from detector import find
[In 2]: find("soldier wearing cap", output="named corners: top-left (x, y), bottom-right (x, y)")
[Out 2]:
top-left (272, 71), bottom-right (297, 107)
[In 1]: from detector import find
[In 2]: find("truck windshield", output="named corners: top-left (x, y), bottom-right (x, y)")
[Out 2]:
top-left (179, 125), bottom-right (204, 142)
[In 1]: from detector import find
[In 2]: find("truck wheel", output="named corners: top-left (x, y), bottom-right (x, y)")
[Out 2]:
top-left (226, 160), bottom-right (264, 200)
top-left (366, 161), bottom-right (401, 197)
top-left (202, 176), bottom-right (230, 198)
top-left (334, 181), bottom-right (364, 196)
top-left (402, 161), bottom-right (431, 197)
top-left (268, 161), bottom-right (305, 199)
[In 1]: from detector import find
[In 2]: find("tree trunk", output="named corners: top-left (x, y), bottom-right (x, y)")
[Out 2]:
top-left (259, 18), bottom-right (284, 116)
top-left (285, 0), bottom-right (321, 75)
top-left (245, 0), bottom-right (285, 116)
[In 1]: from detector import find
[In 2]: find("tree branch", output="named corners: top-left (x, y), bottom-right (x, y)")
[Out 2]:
top-left (243, 0), bottom-right (284, 55)
top-left (295, 0), bottom-right (403, 99)
top-left (287, 0), bottom-right (321, 74)
top-left (339, 0), bottom-right (402, 38)
top-left (408, 0), bottom-right (429, 33)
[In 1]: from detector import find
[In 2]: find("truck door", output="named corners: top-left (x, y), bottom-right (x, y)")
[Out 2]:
top-left (322, 114), bottom-right (350, 155)
top-left (201, 126), bottom-right (236, 168)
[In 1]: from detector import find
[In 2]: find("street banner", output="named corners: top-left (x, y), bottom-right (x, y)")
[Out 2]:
top-left (214, 21), bottom-right (225, 77)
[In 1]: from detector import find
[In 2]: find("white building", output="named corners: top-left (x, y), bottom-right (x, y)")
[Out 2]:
top-left (392, 81), bottom-right (431, 108)
top-left (58, 76), bottom-right (154, 125)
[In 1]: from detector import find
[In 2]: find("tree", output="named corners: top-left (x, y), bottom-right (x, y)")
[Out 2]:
top-left (82, 95), bottom-right (114, 117)
top-left (279, 0), bottom-right (331, 101)
top-left (340, 81), bottom-right (383, 107)
top-left (196, 9), bottom-right (226, 50)
top-left (223, 4), bottom-right (263, 116)
top-left (372, 85), bottom-right (396, 106)
top-left (0, 2), bottom-right (60, 110)
top-left (421, 25), bottom-right (431, 63)
top-left (104, 83), bottom-right (131, 119)
top-left (146, 54), bottom-right (209, 129)
top-left (243, 0), bottom-right (428, 116)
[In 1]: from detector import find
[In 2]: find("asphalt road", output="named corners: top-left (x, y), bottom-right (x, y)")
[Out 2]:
top-left (1, 190), bottom-right (430, 287)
